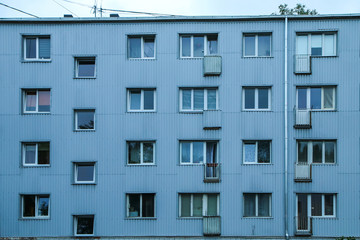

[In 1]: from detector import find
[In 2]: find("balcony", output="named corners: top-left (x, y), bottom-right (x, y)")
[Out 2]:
top-left (204, 163), bottom-right (221, 183)
top-left (294, 109), bottom-right (311, 129)
top-left (294, 54), bottom-right (311, 74)
top-left (295, 216), bottom-right (312, 236)
top-left (203, 55), bottom-right (222, 76)
top-left (203, 216), bottom-right (221, 236)
top-left (294, 163), bottom-right (312, 182)
top-left (203, 110), bottom-right (222, 130)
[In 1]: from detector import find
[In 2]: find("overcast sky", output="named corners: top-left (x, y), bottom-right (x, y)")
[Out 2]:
top-left (1, 0), bottom-right (359, 18)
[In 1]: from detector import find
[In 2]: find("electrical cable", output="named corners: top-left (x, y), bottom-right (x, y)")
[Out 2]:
top-left (52, 0), bottom-right (79, 17)
top-left (0, 2), bottom-right (39, 18)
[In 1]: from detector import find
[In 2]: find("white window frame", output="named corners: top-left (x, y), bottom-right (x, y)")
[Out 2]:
top-left (128, 36), bottom-right (156, 59)
top-left (296, 194), bottom-right (336, 218)
top-left (296, 33), bottom-right (337, 56)
top-left (178, 193), bottom-right (220, 217)
top-left (74, 215), bottom-right (95, 236)
top-left (23, 90), bottom-right (51, 114)
top-left (126, 193), bottom-right (156, 218)
top-left (243, 141), bottom-right (272, 164)
top-left (179, 88), bottom-right (219, 112)
top-left (243, 33), bottom-right (272, 57)
top-left (296, 87), bottom-right (336, 111)
top-left (127, 141), bottom-right (155, 165)
top-left (74, 162), bottom-right (96, 184)
top-left (243, 193), bottom-right (272, 217)
top-left (21, 195), bottom-right (50, 219)
top-left (179, 141), bottom-right (218, 165)
top-left (127, 89), bottom-right (156, 112)
top-left (242, 87), bottom-right (271, 111)
top-left (296, 140), bottom-right (336, 164)
top-left (180, 35), bottom-right (218, 58)
top-left (23, 36), bottom-right (51, 60)
top-left (75, 57), bottom-right (96, 78)
top-left (22, 142), bottom-right (50, 167)
top-left (74, 109), bottom-right (95, 131)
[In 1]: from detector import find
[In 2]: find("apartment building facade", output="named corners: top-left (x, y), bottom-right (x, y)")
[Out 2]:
top-left (0, 14), bottom-right (359, 239)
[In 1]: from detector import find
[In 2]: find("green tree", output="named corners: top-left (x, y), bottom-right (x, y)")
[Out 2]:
top-left (272, 3), bottom-right (318, 15)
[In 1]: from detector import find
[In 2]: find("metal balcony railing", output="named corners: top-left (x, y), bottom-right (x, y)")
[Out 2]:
top-left (294, 54), bottom-right (311, 74)
top-left (203, 55), bottom-right (222, 76)
top-left (295, 216), bottom-right (312, 235)
top-left (294, 163), bottom-right (312, 182)
top-left (203, 216), bottom-right (221, 236)
top-left (204, 163), bottom-right (221, 183)
top-left (294, 108), bottom-right (311, 129)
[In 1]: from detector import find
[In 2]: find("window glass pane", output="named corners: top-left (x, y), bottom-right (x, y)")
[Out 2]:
top-left (39, 37), bottom-right (50, 59)
top-left (143, 143), bottom-right (154, 163)
top-left (26, 38), bottom-right (36, 58)
top-left (130, 90), bottom-right (141, 110)
top-left (181, 36), bottom-right (191, 57)
top-left (181, 142), bottom-right (191, 163)
top-left (25, 91), bottom-right (37, 112)
top-left (77, 165), bottom-right (94, 182)
top-left (244, 194), bottom-right (256, 217)
top-left (258, 194), bottom-right (270, 217)
top-left (129, 37), bottom-right (141, 58)
top-left (38, 197), bottom-right (49, 216)
top-left (143, 90), bottom-right (154, 110)
top-left (323, 87), bottom-right (334, 109)
top-left (324, 34), bottom-right (335, 56)
top-left (193, 36), bottom-right (204, 57)
top-left (244, 143), bottom-right (256, 163)
top-left (25, 144), bottom-right (36, 164)
top-left (258, 88), bottom-right (269, 109)
top-left (193, 194), bottom-right (203, 217)
top-left (207, 35), bottom-right (218, 55)
top-left (23, 195), bottom-right (35, 217)
top-left (206, 142), bottom-right (217, 164)
top-left (128, 142), bottom-right (141, 164)
top-left (193, 89), bottom-right (204, 110)
top-left (325, 142), bottom-right (335, 163)
top-left (244, 35), bottom-right (255, 56)
top-left (258, 35), bottom-right (271, 56)
top-left (144, 37), bottom-right (155, 58)
top-left (324, 194), bottom-right (334, 215)
top-left (76, 111), bottom-right (94, 129)
top-left (296, 35), bottom-right (308, 54)
top-left (311, 194), bottom-right (322, 216)
top-left (78, 60), bottom-right (95, 77)
top-left (311, 34), bottom-right (322, 56)
top-left (193, 142), bottom-right (204, 163)
top-left (142, 194), bottom-right (155, 217)
top-left (244, 88), bottom-right (255, 109)
top-left (297, 88), bottom-right (307, 109)
top-left (312, 141), bottom-right (323, 163)
top-left (298, 142), bottom-right (308, 163)
top-left (207, 89), bottom-right (217, 110)
top-left (182, 90), bottom-right (191, 110)
top-left (76, 216), bottom-right (94, 235)
top-left (207, 194), bottom-right (218, 216)
top-left (38, 142), bottom-right (50, 164)
top-left (258, 141), bottom-right (270, 163)
top-left (128, 195), bottom-right (140, 217)
top-left (38, 90), bottom-right (50, 112)
top-left (310, 88), bottom-right (321, 109)
top-left (181, 194), bottom-right (191, 217)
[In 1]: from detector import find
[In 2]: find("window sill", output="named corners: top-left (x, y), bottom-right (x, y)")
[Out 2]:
top-left (178, 163), bottom-right (205, 166)
top-left (179, 57), bottom-right (203, 60)
top-left (127, 111), bottom-right (157, 113)
top-left (73, 130), bottom-right (96, 132)
top-left (72, 183), bottom-right (96, 185)
top-left (21, 59), bottom-right (52, 63)
top-left (242, 110), bottom-right (272, 112)
top-left (126, 164), bottom-right (156, 167)
top-left (179, 111), bottom-right (204, 114)
top-left (128, 58), bottom-right (157, 61)
top-left (22, 165), bottom-right (51, 168)
top-left (22, 112), bottom-right (51, 115)
top-left (125, 217), bottom-right (157, 220)
top-left (242, 216), bottom-right (273, 219)
top-left (311, 216), bottom-right (337, 219)
top-left (19, 217), bottom-right (50, 220)
top-left (311, 163), bottom-right (337, 166)
top-left (242, 163), bottom-right (273, 165)
top-left (177, 217), bottom-right (203, 220)
top-left (311, 55), bottom-right (338, 58)
top-left (310, 109), bottom-right (337, 112)
top-left (242, 56), bottom-right (273, 59)
top-left (74, 234), bottom-right (94, 237)
top-left (73, 77), bottom-right (96, 80)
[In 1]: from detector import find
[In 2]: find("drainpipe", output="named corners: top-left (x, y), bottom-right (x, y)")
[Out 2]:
top-left (284, 16), bottom-right (290, 240)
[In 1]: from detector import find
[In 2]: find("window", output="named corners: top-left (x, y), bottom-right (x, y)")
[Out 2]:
top-left (75, 57), bottom-right (96, 78)
top-left (180, 88), bottom-right (218, 111)
top-left (243, 87), bottom-right (271, 110)
top-left (74, 215), bottom-right (94, 236)
top-left (23, 36), bottom-right (50, 60)
top-left (128, 36), bottom-right (155, 59)
top-left (180, 35), bottom-right (218, 58)
top-left (244, 33), bottom-right (271, 57)
top-left (127, 141), bottom-right (155, 165)
top-left (74, 110), bottom-right (95, 130)
top-left (179, 193), bottom-right (219, 217)
top-left (243, 193), bottom-right (271, 217)
top-left (297, 140), bottom-right (336, 164)
top-left (127, 89), bottom-right (156, 112)
top-left (243, 141), bottom-right (271, 164)
top-left (23, 142), bottom-right (50, 166)
top-left (297, 87), bottom-right (335, 110)
top-left (127, 194), bottom-right (155, 218)
top-left (21, 195), bottom-right (49, 218)
top-left (180, 141), bottom-right (218, 164)
top-left (296, 33), bottom-right (336, 56)
top-left (74, 163), bottom-right (95, 183)
top-left (23, 90), bottom-right (50, 113)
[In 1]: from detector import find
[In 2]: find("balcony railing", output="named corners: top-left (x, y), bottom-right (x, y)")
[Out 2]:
top-left (204, 163), bottom-right (221, 183)
top-left (295, 216), bottom-right (312, 235)
top-left (294, 108), bottom-right (311, 129)
top-left (294, 54), bottom-right (311, 74)
top-left (294, 163), bottom-right (312, 182)
top-left (203, 55), bottom-right (222, 76)
top-left (203, 216), bottom-right (221, 236)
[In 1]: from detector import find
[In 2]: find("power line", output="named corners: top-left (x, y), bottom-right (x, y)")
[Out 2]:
top-left (100, 8), bottom-right (182, 17)
top-left (0, 2), bottom-right (39, 18)
top-left (61, 0), bottom-right (92, 8)
top-left (52, 0), bottom-right (79, 17)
